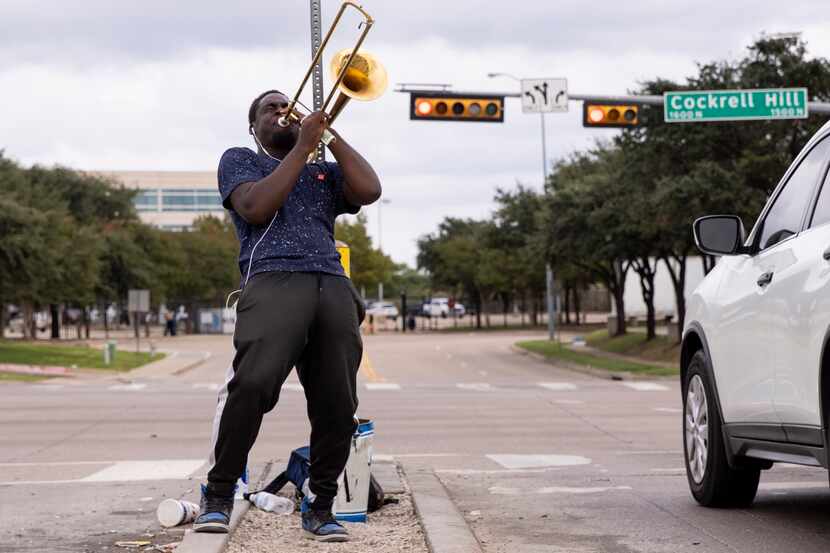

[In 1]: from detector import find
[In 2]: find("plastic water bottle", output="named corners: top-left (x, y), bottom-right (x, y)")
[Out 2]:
top-left (248, 492), bottom-right (294, 514)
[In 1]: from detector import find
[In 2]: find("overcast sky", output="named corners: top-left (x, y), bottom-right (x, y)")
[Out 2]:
top-left (3, 1), bottom-right (830, 266)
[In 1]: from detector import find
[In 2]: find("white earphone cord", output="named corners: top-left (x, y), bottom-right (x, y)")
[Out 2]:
top-left (225, 129), bottom-right (284, 309)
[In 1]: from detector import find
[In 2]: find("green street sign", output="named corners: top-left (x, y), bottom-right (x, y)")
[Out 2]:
top-left (664, 88), bottom-right (809, 123)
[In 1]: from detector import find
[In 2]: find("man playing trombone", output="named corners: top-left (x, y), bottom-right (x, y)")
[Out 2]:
top-left (194, 89), bottom-right (380, 542)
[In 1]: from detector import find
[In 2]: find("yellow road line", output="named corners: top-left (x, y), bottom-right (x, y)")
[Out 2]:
top-left (359, 351), bottom-right (382, 382)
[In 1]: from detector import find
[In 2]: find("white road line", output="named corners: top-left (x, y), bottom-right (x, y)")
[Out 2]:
top-left (365, 383), bottom-right (401, 391)
top-left (0, 479), bottom-right (92, 486)
top-left (456, 383), bottom-right (495, 392)
top-left (651, 468), bottom-right (685, 474)
top-left (652, 407), bottom-right (682, 413)
top-left (437, 468), bottom-right (562, 475)
top-left (0, 461), bottom-right (109, 467)
top-left (776, 463), bottom-right (825, 470)
top-left (552, 399), bottom-right (585, 405)
top-left (283, 383), bottom-right (304, 392)
top-left (375, 453), bottom-right (462, 462)
top-left (617, 450), bottom-right (678, 455)
top-left (33, 384), bottom-right (64, 391)
top-left (192, 383), bottom-right (220, 391)
top-left (80, 459), bottom-right (205, 482)
top-left (622, 382), bottom-right (670, 392)
top-left (487, 454), bottom-right (592, 469)
top-left (107, 383), bottom-right (147, 391)
top-left (489, 485), bottom-right (631, 495)
top-left (759, 481), bottom-right (830, 490)
top-left (538, 382), bottom-right (578, 391)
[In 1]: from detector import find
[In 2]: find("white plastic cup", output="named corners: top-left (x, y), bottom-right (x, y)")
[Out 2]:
top-left (156, 498), bottom-right (200, 528)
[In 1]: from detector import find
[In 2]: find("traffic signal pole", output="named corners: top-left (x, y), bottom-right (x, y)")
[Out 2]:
top-left (396, 85), bottom-right (830, 113)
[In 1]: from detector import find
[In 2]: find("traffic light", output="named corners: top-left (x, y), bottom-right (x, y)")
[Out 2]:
top-left (582, 102), bottom-right (640, 128)
top-left (410, 93), bottom-right (504, 122)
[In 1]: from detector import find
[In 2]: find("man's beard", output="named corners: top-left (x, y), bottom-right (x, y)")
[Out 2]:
top-left (270, 128), bottom-right (298, 150)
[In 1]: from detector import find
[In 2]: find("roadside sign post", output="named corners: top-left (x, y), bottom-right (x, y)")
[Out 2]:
top-left (664, 88), bottom-right (809, 123)
top-left (128, 289), bottom-right (150, 354)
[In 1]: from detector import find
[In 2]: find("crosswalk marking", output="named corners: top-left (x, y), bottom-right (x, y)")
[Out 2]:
top-left (538, 382), bottom-right (578, 391)
top-left (192, 383), bottom-right (220, 391)
top-left (456, 383), bottom-right (495, 392)
top-left (365, 382), bottom-right (401, 391)
top-left (622, 382), bottom-right (670, 392)
top-left (489, 485), bottom-right (631, 495)
top-left (652, 407), bottom-right (682, 413)
top-left (107, 383), bottom-right (147, 391)
top-left (283, 383), bottom-right (304, 392)
top-left (80, 459), bottom-right (205, 482)
top-left (487, 454), bottom-right (592, 469)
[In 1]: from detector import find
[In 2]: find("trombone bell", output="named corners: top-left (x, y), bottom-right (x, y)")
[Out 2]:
top-left (330, 49), bottom-right (388, 101)
top-left (326, 49), bottom-right (387, 124)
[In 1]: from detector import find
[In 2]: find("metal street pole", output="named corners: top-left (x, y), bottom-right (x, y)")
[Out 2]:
top-left (488, 72), bottom-right (556, 340)
top-left (310, 0), bottom-right (325, 161)
top-left (540, 112), bottom-right (547, 188)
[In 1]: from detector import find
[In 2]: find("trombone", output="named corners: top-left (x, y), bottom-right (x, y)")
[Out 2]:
top-left (278, 1), bottom-right (387, 150)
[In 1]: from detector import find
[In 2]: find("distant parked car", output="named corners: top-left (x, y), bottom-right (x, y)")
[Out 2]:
top-left (366, 301), bottom-right (399, 320)
top-left (423, 298), bottom-right (465, 318)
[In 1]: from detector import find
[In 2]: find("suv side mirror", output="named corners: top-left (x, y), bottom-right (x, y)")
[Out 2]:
top-left (693, 215), bottom-right (746, 256)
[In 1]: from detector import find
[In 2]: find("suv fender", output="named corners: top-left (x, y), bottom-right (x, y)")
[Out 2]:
top-left (681, 322), bottom-right (738, 468)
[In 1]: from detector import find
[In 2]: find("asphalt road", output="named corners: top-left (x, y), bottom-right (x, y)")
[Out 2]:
top-left (2, 330), bottom-right (830, 552)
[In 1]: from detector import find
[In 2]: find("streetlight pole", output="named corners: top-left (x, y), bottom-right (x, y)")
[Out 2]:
top-left (487, 72), bottom-right (556, 341)
top-left (377, 198), bottom-right (391, 303)
top-left (378, 198), bottom-right (391, 252)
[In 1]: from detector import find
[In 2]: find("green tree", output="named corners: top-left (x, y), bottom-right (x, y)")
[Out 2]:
top-left (543, 147), bottom-right (631, 336)
top-left (613, 35), bottom-right (830, 340)
top-left (335, 214), bottom-right (397, 299)
top-left (417, 218), bottom-right (495, 329)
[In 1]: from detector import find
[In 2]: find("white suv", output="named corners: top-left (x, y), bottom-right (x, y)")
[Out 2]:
top-left (423, 298), bottom-right (466, 318)
top-left (683, 120), bottom-right (830, 507)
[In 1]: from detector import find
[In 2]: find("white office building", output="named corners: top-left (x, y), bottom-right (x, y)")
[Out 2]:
top-left (100, 171), bottom-right (223, 231)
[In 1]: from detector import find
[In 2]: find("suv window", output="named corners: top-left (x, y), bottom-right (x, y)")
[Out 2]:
top-left (808, 144), bottom-right (830, 229)
top-left (758, 138), bottom-right (830, 250)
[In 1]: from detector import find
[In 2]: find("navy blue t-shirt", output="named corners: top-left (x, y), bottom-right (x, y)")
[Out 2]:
top-left (217, 147), bottom-right (359, 280)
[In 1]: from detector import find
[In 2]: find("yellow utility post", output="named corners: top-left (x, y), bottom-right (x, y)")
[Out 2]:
top-left (336, 240), bottom-right (351, 278)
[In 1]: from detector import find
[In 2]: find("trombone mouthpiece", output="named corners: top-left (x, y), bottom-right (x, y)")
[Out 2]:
top-left (277, 116), bottom-right (290, 128)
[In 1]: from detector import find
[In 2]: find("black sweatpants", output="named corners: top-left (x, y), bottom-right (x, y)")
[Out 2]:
top-left (207, 271), bottom-right (365, 505)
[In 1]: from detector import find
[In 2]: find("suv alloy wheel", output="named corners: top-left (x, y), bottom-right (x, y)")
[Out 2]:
top-left (683, 350), bottom-right (760, 507)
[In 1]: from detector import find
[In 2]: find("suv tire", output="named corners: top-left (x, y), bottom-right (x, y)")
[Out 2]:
top-left (683, 350), bottom-right (760, 507)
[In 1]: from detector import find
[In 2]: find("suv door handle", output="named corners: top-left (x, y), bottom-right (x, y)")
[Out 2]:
top-left (757, 271), bottom-right (774, 287)
top-left (823, 246), bottom-right (830, 260)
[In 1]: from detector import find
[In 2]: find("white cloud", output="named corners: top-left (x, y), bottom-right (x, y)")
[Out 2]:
top-left (2, 1), bottom-right (829, 265)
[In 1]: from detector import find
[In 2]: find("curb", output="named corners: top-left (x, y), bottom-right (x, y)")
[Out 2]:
top-left (510, 344), bottom-right (676, 381)
top-left (175, 462), bottom-right (273, 553)
top-left (404, 465), bottom-right (483, 553)
top-left (172, 351), bottom-right (213, 376)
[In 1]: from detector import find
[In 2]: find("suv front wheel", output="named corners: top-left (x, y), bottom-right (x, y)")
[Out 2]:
top-left (683, 350), bottom-right (760, 507)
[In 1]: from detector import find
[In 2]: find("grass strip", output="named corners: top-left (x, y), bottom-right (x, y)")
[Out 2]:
top-left (584, 329), bottom-right (680, 364)
top-left (516, 340), bottom-right (678, 376)
top-left (0, 341), bottom-right (164, 371)
top-left (0, 372), bottom-right (51, 382)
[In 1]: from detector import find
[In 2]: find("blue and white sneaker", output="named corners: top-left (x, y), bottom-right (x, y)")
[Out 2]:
top-left (301, 505), bottom-right (349, 542)
top-left (193, 484), bottom-right (234, 533)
